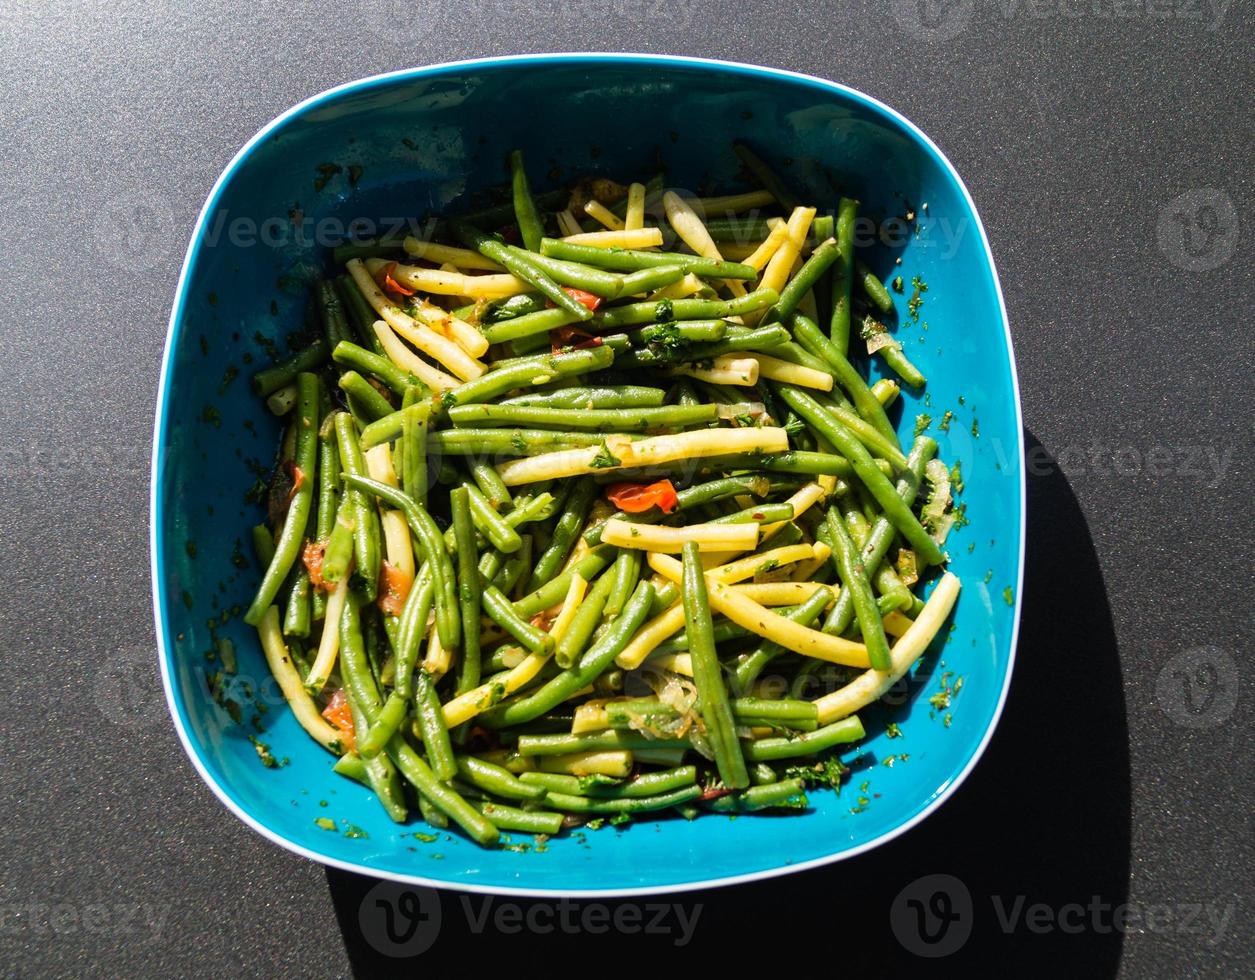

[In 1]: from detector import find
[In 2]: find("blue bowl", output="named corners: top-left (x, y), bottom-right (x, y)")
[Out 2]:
top-left (152, 54), bottom-right (1024, 896)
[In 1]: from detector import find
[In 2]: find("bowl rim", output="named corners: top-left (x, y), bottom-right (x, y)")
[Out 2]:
top-left (151, 51), bottom-right (1026, 898)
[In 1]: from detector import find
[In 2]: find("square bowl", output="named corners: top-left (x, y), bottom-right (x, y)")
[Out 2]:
top-left (152, 53), bottom-right (1024, 896)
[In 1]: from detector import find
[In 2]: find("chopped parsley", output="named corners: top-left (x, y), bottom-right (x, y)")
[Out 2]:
top-left (1003, 586), bottom-right (1014, 606)
top-left (248, 736), bottom-right (285, 768)
top-left (590, 442), bottom-right (621, 469)
top-left (914, 413), bottom-right (933, 436)
top-left (314, 817), bottom-right (337, 831)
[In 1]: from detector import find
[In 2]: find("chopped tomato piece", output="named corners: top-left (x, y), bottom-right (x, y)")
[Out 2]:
top-left (605, 479), bottom-right (680, 515)
top-left (376, 261), bottom-right (415, 298)
top-left (321, 689), bottom-right (356, 752)
top-left (550, 325), bottom-right (603, 355)
top-left (376, 561), bottom-right (411, 616)
top-left (303, 539), bottom-right (329, 591)
top-left (545, 287), bottom-right (602, 313)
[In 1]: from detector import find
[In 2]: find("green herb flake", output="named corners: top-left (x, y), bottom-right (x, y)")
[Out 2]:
top-left (913, 414), bottom-right (932, 436)
top-left (590, 442), bottom-right (621, 469)
top-left (314, 817), bottom-right (337, 831)
top-left (1002, 586), bottom-right (1014, 606)
top-left (343, 824), bottom-right (369, 839)
top-left (885, 722), bottom-right (903, 739)
top-left (248, 736), bottom-right (286, 768)
top-left (891, 275), bottom-right (904, 293)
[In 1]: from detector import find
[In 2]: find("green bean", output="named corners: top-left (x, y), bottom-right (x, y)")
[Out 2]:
top-left (335, 275), bottom-right (388, 357)
top-left (447, 403), bottom-right (718, 432)
top-left (414, 669), bottom-right (457, 780)
top-left (881, 345), bottom-right (927, 388)
top-left (320, 498), bottom-right (356, 585)
top-left (508, 247), bottom-right (625, 298)
top-left (251, 341), bottom-right (328, 398)
top-left (516, 730), bottom-right (691, 757)
top-left (316, 279), bottom-right (352, 348)
top-left (456, 755), bottom-right (546, 801)
top-left (618, 263), bottom-right (689, 295)
top-left (683, 542), bottom-right (749, 789)
top-left (357, 689), bottom-right (407, 759)
top-left (452, 219), bottom-right (594, 321)
top-left (527, 477), bottom-right (598, 592)
top-left (462, 483), bottom-right (522, 553)
top-left (650, 580), bottom-right (680, 615)
top-left (824, 436), bottom-right (936, 635)
top-left (465, 461), bottom-right (507, 513)
top-left (681, 324), bottom-right (791, 359)
top-left (457, 292), bottom-right (548, 323)
top-left (854, 258), bottom-right (894, 313)
top-left (513, 549), bottom-right (615, 617)
top-left (733, 698), bottom-right (818, 722)
top-left (499, 385), bottom-right (666, 410)
top-left (765, 238), bottom-right (842, 324)
top-left (707, 501), bottom-right (796, 526)
top-left (399, 402), bottom-right (430, 505)
top-left (448, 488), bottom-right (482, 694)
top-left (539, 238), bottom-right (758, 280)
top-left (543, 785), bottom-right (701, 815)
top-left (251, 524), bottom-right (275, 569)
top-left (440, 345), bottom-right (615, 410)
top-left (395, 571), bottom-right (434, 691)
top-left (830, 198), bottom-right (859, 351)
top-left (481, 585), bottom-right (554, 654)
top-left (742, 716), bottom-right (866, 761)
top-left (639, 320), bottom-right (729, 344)
top-left (335, 594), bottom-right (408, 821)
top-left (337, 371), bottom-right (394, 422)
top-left (457, 186), bottom-right (569, 229)
top-left (733, 143), bottom-right (799, 211)
top-left (476, 802), bottom-right (564, 836)
top-left (705, 779), bottom-right (808, 812)
top-left (605, 547), bottom-right (642, 616)
top-left (596, 288), bottom-right (778, 329)
top-left (417, 796), bottom-right (450, 830)
top-left (332, 413), bottom-right (381, 601)
top-left (494, 539), bottom-right (532, 597)
top-left (431, 428), bottom-right (607, 455)
top-left (311, 417), bottom-right (340, 620)
top-left (824, 505), bottom-right (890, 670)
top-left (283, 569), bottom-right (312, 637)
top-left (509, 150), bottom-right (545, 252)
top-left (342, 474), bottom-right (459, 649)
top-left (483, 579), bottom-right (652, 728)
top-left (481, 307), bottom-right (580, 344)
top-left (332, 752), bottom-right (370, 786)
top-left (331, 341), bottom-right (415, 396)
top-left (245, 374), bottom-right (319, 625)
top-left (520, 766), bottom-right (698, 798)
top-left (791, 314), bottom-right (899, 446)
top-left (552, 565), bottom-right (616, 669)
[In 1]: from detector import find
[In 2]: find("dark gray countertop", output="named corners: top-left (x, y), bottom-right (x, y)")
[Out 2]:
top-left (1, 2), bottom-right (1250, 977)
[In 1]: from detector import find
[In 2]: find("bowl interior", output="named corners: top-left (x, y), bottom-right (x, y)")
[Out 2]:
top-left (154, 55), bottom-right (1022, 894)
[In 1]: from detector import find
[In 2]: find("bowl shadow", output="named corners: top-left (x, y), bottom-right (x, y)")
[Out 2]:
top-left (324, 430), bottom-right (1130, 976)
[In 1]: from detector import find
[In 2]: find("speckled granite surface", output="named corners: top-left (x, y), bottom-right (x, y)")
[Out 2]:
top-left (0, 2), bottom-right (1249, 976)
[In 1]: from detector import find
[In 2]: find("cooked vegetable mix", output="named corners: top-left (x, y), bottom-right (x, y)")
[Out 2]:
top-left (239, 147), bottom-right (964, 847)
